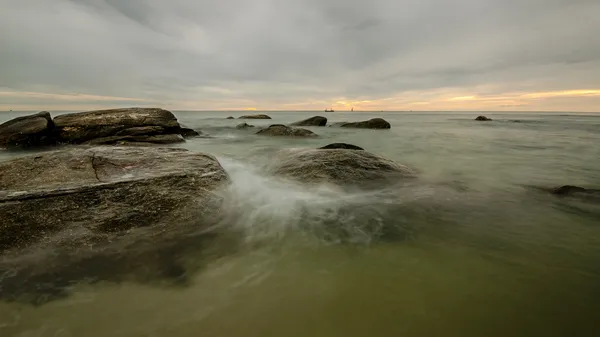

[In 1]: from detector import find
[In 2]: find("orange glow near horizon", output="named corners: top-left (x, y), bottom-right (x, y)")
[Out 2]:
top-left (1, 88), bottom-right (599, 112)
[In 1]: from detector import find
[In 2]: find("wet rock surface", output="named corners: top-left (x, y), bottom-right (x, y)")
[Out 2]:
top-left (290, 116), bottom-right (328, 126)
top-left (0, 111), bottom-right (55, 148)
top-left (238, 114), bottom-right (272, 119)
top-left (475, 116), bottom-right (493, 121)
top-left (337, 118), bottom-right (391, 129)
top-left (256, 124), bottom-right (317, 137)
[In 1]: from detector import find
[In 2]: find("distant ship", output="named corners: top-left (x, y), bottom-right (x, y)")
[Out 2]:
top-left (324, 108), bottom-right (334, 112)
top-left (351, 107), bottom-right (354, 112)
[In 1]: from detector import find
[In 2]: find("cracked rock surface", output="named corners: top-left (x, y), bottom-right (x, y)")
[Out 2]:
top-left (0, 146), bottom-right (230, 254)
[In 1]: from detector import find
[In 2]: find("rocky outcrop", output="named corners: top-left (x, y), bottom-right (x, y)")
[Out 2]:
top-left (269, 147), bottom-right (416, 187)
top-left (337, 118), bottom-right (391, 129)
top-left (475, 116), bottom-right (492, 121)
top-left (236, 122), bottom-right (255, 129)
top-left (52, 108), bottom-right (186, 144)
top-left (0, 146), bottom-right (229, 254)
top-left (318, 143), bottom-right (364, 150)
top-left (256, 124), bottom-right (317, 137)
top-left (0, 108), bottom-right (197, 148)
top-left (0, 111), bottom-right (55, 148)
top-left (290, 116), bottom-right (327, 126)
top-left (238, 114), bottom-right (272, 119)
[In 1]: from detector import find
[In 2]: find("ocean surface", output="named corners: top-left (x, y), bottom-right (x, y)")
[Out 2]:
top-left (1, 111), bottom-right (600, 337)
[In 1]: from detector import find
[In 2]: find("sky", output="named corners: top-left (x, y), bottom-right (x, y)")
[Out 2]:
top-left (1, 0), bottom-right (600, 112)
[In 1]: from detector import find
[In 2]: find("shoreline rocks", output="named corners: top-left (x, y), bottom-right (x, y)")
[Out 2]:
top-left (335, 118), bottom-right (391, 129)
top-left (238, 114), bottom-right (272, 119)
top-left (0, 108), bottom-right (201, 149)
top-left (0, 111), bottom-right (55, 148)
top-left (0, 146), bottom-right (229, 254)
top-left (475, 116), bottom-right (492, 121)
top-left (290, 116), bottom-right (327, 126)
top-left (256, 124), bottom-right (317, 137)
top-left (269, 146), bottom-right (416, 187)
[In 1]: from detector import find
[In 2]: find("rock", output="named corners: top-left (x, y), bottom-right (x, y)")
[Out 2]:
top-left (338, 118), bottom-right (391, 129)
top-left (256, 124), bottom-right (317, 137)
top-left (53, 108), bottom-right (182, 143)
top-left (269, 148), bottom-right (416, 187)
top-left (475, 116), bottom-right (492, 121)
top-left (85, 134), bottom-right (185, 145)
top-left (238, 114), bottom-right (272, 119)
top-left (0, 111), bottom-right (55, 148)
top-left (226, 116), bottom-right (235, 119)
top-left (179, 127), bottom-right (201, 138)
top-left (550, 185), bottom-right (600, 200)
top-left (236, 122), bottom-right (255, 129)
top-left (290, 116), bottom-right (327, 126)
top-left (318, 143), bottom-right (364, 150)
top-left (0, 146), bottom-right (229, 254)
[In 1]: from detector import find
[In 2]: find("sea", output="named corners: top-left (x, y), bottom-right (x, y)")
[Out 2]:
top-left (1, 111), bottom-right (600, 337)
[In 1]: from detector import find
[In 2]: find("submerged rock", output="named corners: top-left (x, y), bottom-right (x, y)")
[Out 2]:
top-left (290, 116), bottom-right (327, 126)
top-left (52, 107), bottom-right (187, 144)
top-left (337, 118), bottom-right (391, 129)
top-left (236, 122), bottom-right (255, 129)
top-left (238, 114), bottom-right (272, 119)
top-left (475, 115), bottom-right (492, 121)
top-left (226, 116), bottom-right (235, 119)
top-left (318, 143), bottom-right (364, 150)
top-left (256, 124), bottom-right (317, 137)
top-left (0, 111), bottom-right (55, 148)
top-left (550, 185), bottom-right (600, 201)
top-left (0, 146), bottom-right (229, 254)
top-left (270, 147), bottom-right (416, 187)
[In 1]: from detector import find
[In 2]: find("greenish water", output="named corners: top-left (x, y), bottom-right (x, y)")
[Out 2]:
top-left (1, 111), bottom-right (600, 336)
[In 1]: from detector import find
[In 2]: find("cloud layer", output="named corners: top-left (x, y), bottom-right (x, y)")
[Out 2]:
top-left (1, 0), bottom-right (600, 111)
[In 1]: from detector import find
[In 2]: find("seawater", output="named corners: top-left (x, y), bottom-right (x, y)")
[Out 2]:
top-left (1, 111), bottom-right (599, 337)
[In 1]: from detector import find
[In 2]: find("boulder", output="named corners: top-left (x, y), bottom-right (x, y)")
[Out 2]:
top-left (269, 147), bottom-right (416, 187)
top-left (290, 116), bottom-right (327, 126)
top-left (236, 122), bottom-right (255, 129)
top-left (338, 118), bottom-right (391, 129)
top-left (226, 116), bottom-right (235, 119)
top-left (475, 116), bottom-right (492, 121)
top-left (256, 124), bottom-right (317, 137)
top-left (0, 111), bottom-right (55, 148)
top-left (0, 146), bottom-right (229, 254)
top-left (238, 114), bottom-right (272, 119)
top-left (318, 143), bottom-right (364, 150)
top-left (179, 126), bottom-right (201, 138)
top-left (53, 108), bottom-right (185, 144)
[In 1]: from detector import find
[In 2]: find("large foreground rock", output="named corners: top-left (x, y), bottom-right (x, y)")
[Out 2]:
top-left (53, 108), bottom-right (189, 144)
top-left (256, 124), bottom-right (317, 137)
top-left (338, 118), bottom-right (391, 129)
top-left (0, 146), bottom-right (229, 254)
top-left (290, 116), bottom-right (327, 126)
top-left (0, 111), bottom-right (55, 148)
top-left (238, 114), bottom-right (272, 119)
top-left (269, 145), bottom-right (416, 187)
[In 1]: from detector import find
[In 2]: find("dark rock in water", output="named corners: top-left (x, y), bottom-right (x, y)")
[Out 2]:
top-left (179, 127), bottom-right (201, 138)
top-left (85, 134), bottom-right (185, 145)
top-left (256, 124), bottom-right (317, 137)
top-left (338, 118), bottom-right (391, 129)
top-left (0, 146), bottom-right (229, 254)
top-left (236, 122), bottom-right (255, 129)
top-left (53, 108), bottom-right (183, 144)
top-left (238, 114), bottom-right (272, 119)
top-left (270, 148), bottom-right (416, 187)
top-left (550, 185), bottom-right (600, 200)
top-left (226, 116), bottom-right (235, 119)
top-left (475, 115), bottom-right (492, 121)
top-left (290, 116), bottom-right (327, 126)
top-left (318, 143), bottom-right (364, 150)
top-left (0, 111), bottom-right (55, 148)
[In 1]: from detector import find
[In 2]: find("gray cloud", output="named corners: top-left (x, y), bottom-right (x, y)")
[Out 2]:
top-left (1, 0), bottom-right (599, 110)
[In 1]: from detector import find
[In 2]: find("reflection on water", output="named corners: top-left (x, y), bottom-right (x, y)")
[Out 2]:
top-left (1, 112), bottom-right (600, 336)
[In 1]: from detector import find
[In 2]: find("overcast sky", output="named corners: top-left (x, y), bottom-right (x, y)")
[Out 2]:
top-left (1, 0), bottom-right (600, 111)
